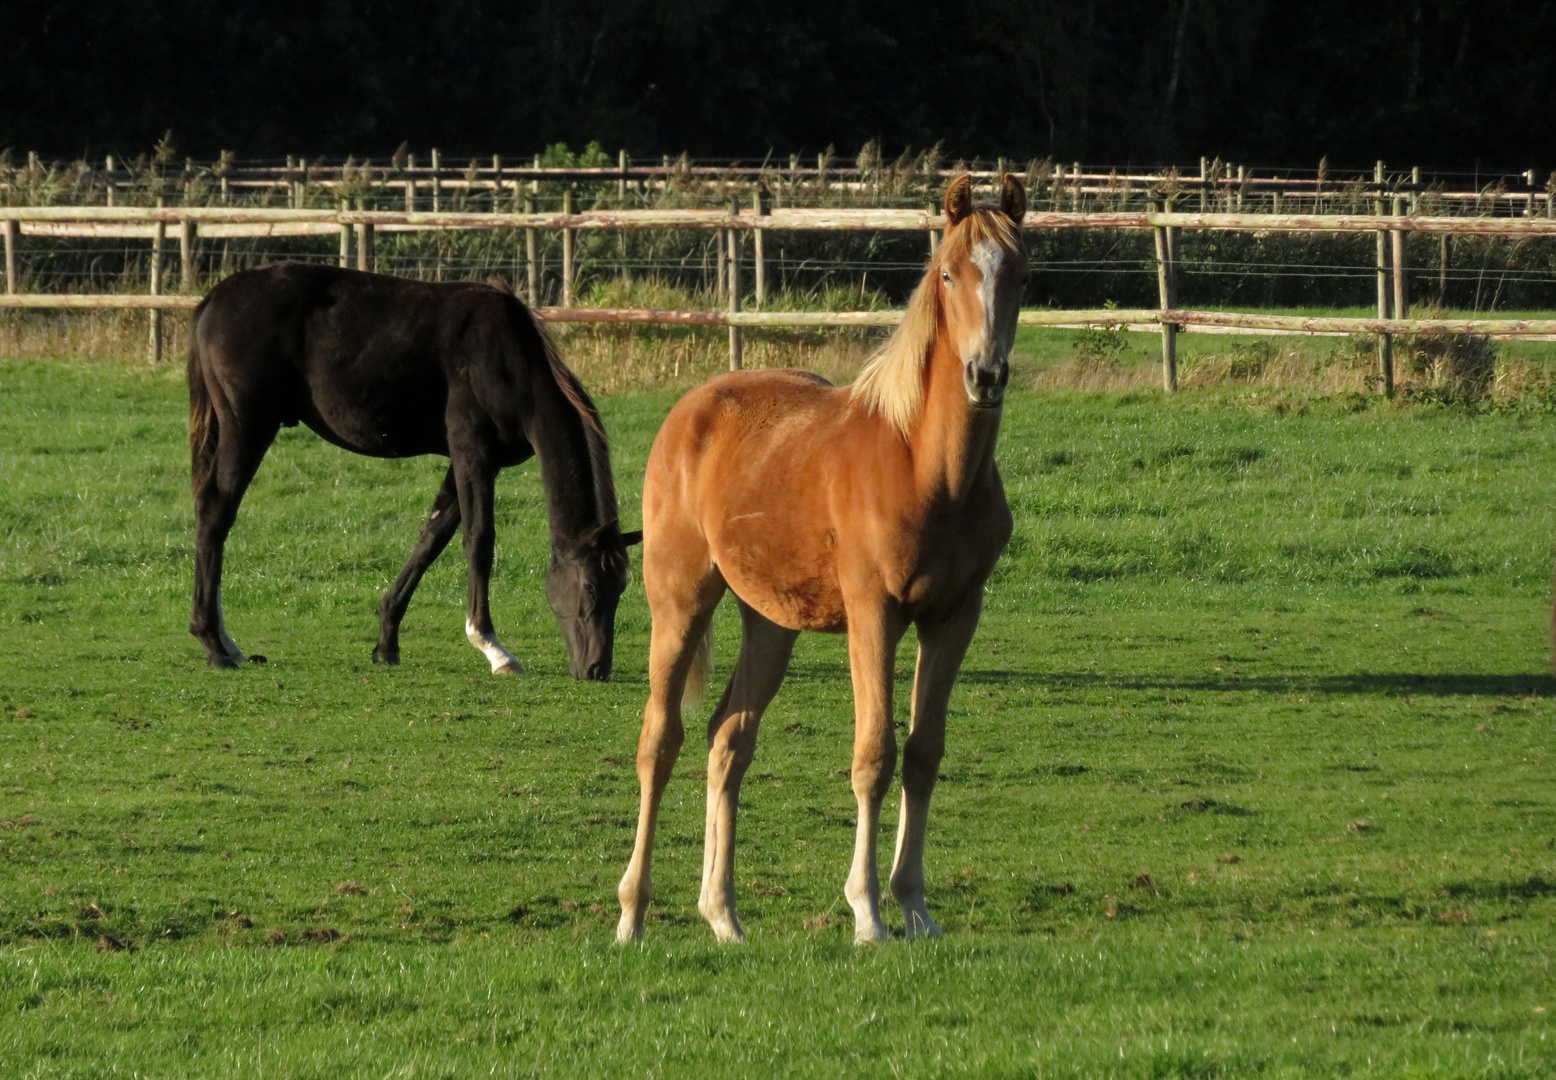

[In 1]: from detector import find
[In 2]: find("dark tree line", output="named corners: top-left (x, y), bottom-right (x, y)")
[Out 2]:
top-left (4, 1), bottom-right (1553, 171)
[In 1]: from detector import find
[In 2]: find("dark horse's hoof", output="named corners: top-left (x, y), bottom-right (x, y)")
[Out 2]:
top-left (247, 654), bottom-right (267, 664)
top-left (371, 647), bottom-right (400, 666)
top-left (207, 653), bottom-right (240, 670)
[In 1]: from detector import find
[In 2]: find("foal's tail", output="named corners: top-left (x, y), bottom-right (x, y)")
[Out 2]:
top-left (682, 622), bottom-right (714, 707)
top-left (187, 308), bottom-right (219, 499)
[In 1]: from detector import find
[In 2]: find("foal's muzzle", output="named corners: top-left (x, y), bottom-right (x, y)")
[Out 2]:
top-left (964, 357), bottom-right (1010, 409)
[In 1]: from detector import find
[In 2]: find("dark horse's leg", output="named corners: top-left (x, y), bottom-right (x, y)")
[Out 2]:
top-left (373, 466), bottom-right (462, 665)
top-left (453, 450), bottom-right (523, 674)
top-left (191, 413), bottom-right (280, 669)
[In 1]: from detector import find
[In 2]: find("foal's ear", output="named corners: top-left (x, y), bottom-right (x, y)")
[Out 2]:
top-left (944, 173), bottom-right (974, 227)
top-left (620, 529), bottom-right (643, 547)
top-left (1001, 174), bottom-right (1027, 227)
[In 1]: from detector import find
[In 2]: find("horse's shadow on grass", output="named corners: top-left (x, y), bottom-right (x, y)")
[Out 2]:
top-left (956, 670), bottom-right (1556, 698)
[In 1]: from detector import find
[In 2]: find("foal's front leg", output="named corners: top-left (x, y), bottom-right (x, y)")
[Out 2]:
top-left (698, 602), bottom-right (797, 942)
top-left (453, 454), bottom-right (523, 674)
top-left (890, 592), bottom-right (983, 939)
top-left (843, 604), bottom-right (905, 943)
top-left (373, 466), bottom-right (461, 665)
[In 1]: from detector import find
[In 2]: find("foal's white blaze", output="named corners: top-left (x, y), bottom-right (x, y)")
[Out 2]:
top-left (465, 619), bottom-right (524, 674)
top-left (969, 239), bottom-right (1006, 360)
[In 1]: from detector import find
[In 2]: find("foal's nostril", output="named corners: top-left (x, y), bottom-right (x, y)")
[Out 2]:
top-left (973, 365), bottom-right (1000, 389)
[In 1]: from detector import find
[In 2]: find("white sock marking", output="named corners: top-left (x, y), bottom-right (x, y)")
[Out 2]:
top-left (466, 619), bottom-right (524, 674)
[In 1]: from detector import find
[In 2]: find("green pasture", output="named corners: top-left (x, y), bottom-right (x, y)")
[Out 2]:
top-left (1, 353), bottom-right (1553, 1077)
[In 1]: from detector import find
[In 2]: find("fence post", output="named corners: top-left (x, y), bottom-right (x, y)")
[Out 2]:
top-left (561, 187), bottom-right (574, 307)
top-left (339, 199), bottom-right (351, 267)
top-left (3, 217), bottom-right (16, 295)
top-left (927, 203), bottom-right (939, 257)
top-left (715, 226), bottom-right (726, 305)
top-left (1198, 157), bottom-right (1207, 213)
top-left (1152, 199), bottom-right (1178, 393)
top-left (431, 149), bottom-right (441, 212)
top-left (525, 194), bottom-right (538, 305)
top-left (1374, 161), bottom-right (1394, 396)
top-left (1391, 195), bottom-right (1407, 320)
top-left (618, 150), bottom-right (629, 204)
top-left (728, 198), bottom-right (742, 370)
top-left (1410, 166), bottom-right (1421, 215)
top-left (179, 219), bottom-right (196, 293)
top-left (492, 154), bottom-right (502, 209)
top-left (105, 155), bottom-right (116, 207)
top-left (1072, 162), bottom-right (1081, 211)
top-left (752, 187), bottom-right (766, 307)
top-left (357, 198), bottom-right (374, 273)
top-left (1439, 234), bottom-right (1450, 305)
top-left (149, 197), bottom-right (165, 365)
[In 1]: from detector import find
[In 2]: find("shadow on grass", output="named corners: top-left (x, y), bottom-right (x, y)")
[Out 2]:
top-left (958, 670), bottom-right (1556, 698)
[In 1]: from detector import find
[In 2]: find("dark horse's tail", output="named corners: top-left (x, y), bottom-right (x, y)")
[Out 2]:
top-left (188, 299), bottom-right (219, 499)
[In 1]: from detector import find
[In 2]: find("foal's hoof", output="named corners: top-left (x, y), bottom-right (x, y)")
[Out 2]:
top-left (492, 658), bottom-right (525, 675)
top-left (615, 914), bottom-right (644, 943)
top-left (371, 646), bottom-right (400, 666)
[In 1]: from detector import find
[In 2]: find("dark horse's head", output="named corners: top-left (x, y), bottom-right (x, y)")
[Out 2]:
top-left (546, 523), bottom-right (642, 680)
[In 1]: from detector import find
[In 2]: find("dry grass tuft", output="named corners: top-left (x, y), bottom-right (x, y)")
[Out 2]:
top-left (7, 304), bottom-right (1554, 411)
top-left (0, 310), bottom-right (192, 365)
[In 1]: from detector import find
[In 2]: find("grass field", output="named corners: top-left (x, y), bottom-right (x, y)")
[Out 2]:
top-left (1, 349), bottom-right (1554, 1077)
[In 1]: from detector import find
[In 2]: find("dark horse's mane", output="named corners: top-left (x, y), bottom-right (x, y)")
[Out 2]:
top-left (523, 305), bottom-right (619, 530)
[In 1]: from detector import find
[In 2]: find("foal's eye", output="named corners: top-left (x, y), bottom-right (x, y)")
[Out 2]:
top-left (941, 269), bottom-right (952, 286)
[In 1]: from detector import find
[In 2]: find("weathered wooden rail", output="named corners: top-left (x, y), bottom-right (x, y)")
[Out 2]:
top-left (5, 205), bottom-right (1556, 386)
top-left (5, 152), bottom-right (1550, 216)
top-left (7, 206), bottom-right (1556, 235)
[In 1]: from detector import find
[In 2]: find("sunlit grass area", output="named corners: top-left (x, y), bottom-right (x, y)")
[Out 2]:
top-left (0, 356), bottom-right (1553, 1076)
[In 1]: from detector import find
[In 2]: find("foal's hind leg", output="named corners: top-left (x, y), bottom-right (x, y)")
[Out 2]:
top-left (889, 591), bottom-right (983, 939)
top-left (451, 452), bottom-right (523, 674)
top-left (191, 419), bottom-right (279, 668)
top-left (698, 601), bottom-right (797, 942)
top-left (373, 466), bottom-right (461, 665)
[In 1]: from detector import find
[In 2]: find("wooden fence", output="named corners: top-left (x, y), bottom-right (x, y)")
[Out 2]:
top-left (5, 152), bottom-right (1552, 216)
top-left (4, 203), bottom-right (1556, 391)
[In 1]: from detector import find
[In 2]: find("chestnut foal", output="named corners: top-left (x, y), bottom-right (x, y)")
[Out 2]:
top-left (618, 175), bottom-right (1028, 943)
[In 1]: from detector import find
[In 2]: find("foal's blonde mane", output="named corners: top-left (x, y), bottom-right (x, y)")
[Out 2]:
top-left (851, 207), bottom-right (1023, 435)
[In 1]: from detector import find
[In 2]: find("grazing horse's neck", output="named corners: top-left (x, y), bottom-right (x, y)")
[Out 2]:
top-left (525, 366), bottom-right (614, 548)
top-left (908, 326), bottom-right (1002, 502)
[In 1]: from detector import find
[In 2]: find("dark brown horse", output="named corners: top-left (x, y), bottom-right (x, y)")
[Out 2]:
top-left (187, 262), bottom-right (639, 679)
top-left (618, 175), bottom-right (1027, 943)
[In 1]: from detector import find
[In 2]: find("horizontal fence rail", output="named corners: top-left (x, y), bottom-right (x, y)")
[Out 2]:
top-left (5, 294), bottom-right (1553, 340)
top-left (7, 206), bottom-right (1556, 236)
top-left (6, 199), bottom-right (1556, 386)
top-left (4, 153), bottom-right (1553, 216)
